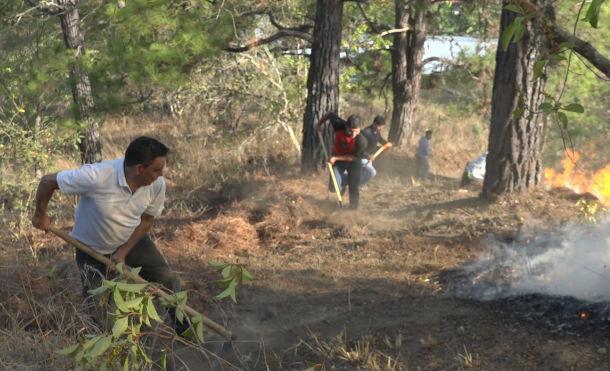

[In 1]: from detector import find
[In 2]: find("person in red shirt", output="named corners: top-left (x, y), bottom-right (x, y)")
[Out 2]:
top-left (315, 112), bottom-right (368, 209)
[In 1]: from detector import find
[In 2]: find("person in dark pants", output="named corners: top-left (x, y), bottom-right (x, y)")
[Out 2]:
top-left (360, 115), bottom-right (392, 185)
top-left (32, 136), bottom-right (186, 333)
top-left (315, 112), bottom-right (368, 209)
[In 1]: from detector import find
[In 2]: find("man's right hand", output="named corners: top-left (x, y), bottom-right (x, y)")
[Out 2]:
top-left (32, 212), bottom-right (50, 232)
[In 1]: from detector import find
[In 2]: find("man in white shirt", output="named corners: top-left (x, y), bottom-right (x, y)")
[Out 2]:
top-left (32, 136), bottom-right (183, 329)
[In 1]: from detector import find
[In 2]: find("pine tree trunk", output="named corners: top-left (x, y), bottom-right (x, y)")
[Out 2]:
top-left (482, 1), bottom-right (552, 199)
top-left (57, 0), bottom-right (102, 164)
top-left (389, 0), bottom-right (427, 146)
top-left (301, 0), bottom-right (343, 173)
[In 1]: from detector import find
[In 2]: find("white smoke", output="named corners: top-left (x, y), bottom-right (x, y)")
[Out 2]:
top-left (461, 217), bottom-right (610, 302)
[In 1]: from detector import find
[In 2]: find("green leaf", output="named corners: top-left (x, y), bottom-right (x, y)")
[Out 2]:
top-left (583, 0), bottom-right (606, 28)
top-left (512, 19), bottom-right (526, 44)
top-left (137, 344), bottom-right (152, 363)
top-left (145, 298), bottom-right (163, 323)
top-left (195, 319), bottom-right (204, 343)
top-left (56, 343), bottom-right (80, 355)
top-left (113, 316), bottom-right (129, 338)
top-left (176, 306), bottom-right (185, 324)
top-left (217, 276), bottom-right (233, 288)
top-left (123, 296), bottom-right (144, 310)
top-left (123, 357), bottom-right (129, 371)
top-left (216, 280), bottom-right (238, 303)
top-left (116, 282), bottom-right (148, 293)
top-left (241, 268), bottom-right (254, 282)
top-left (557, 111), bottom-right (569, 128)
top-left (209, 261), bottom-right (226, 269)
top-left (563, 103), bottom-right (584, 113)
top-left (533, 59), bottom-right (545, 80)
top-left (114, 288), bottom-right (130, 313)
top-left (88, 285), bottom-right (108, 296)
top-left (549, 53), bottom-right (567, 63)
top-left (159, 295), bottom-right (176, 307)
top-left (82, 336), bottom-right (101, 352)
top-left (513, 107), bottom-right (524, 120)
top-left (501, 21), bottom-right (518, 51)
top-left (539, 102), bottom-right (554, 112)
top-left (130, 266), bottom-right (142, 277)
top-left (503, 3), bottom-right (525, 14)
top-left (175, 291), bottom-right (188, 304)
top-left (161, 352), bottom-right (167, 371)
top-left (221, 265), bottom-right (232, 278)
top-left (90, 336), bottom-right (112, 358)
top-left (103, 280), bottom-right (117, 289)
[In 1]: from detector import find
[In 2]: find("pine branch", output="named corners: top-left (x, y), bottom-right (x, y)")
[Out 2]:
top-left (224, 29), bottom-right (312, 53)
top-left (511, 0), bottom-right (610, 78)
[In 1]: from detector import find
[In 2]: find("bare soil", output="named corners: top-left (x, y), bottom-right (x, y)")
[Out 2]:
top-left (159, 155), bottom-right (609, 370)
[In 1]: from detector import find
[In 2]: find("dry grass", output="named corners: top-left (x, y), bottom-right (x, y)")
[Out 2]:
top-left (295, 331), bottom-right (405, 371)
top-left (0, 247), bottom-right (95, 369)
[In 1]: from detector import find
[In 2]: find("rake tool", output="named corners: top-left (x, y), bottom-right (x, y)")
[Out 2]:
top-left (370, 142), bottom-right (392, 161)
top-left (317, 130), bottom-right (343, 208)
top-left (48, 226), bottom-right (233, 340)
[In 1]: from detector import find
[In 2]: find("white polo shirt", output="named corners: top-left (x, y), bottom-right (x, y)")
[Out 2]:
top-left (57, 158), bottom-right (166, 254)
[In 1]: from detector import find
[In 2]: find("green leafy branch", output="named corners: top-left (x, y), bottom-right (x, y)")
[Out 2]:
top-left (56, 264), bottom-right (201, 370)
top-left (210, 261), bottom-right (253, 303)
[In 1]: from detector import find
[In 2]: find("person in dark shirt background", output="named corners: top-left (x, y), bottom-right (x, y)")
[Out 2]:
top-left (360, 115), bottom-right (392, 185)
top-left (315, 112), bottom-right (368, 209)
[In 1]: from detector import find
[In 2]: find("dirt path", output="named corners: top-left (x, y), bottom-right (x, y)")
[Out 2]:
top-left (160, 167), bottom-right (609, 370)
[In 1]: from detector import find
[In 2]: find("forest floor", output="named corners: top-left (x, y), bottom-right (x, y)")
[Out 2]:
top-left (2, 152), bottom-right (610, 370)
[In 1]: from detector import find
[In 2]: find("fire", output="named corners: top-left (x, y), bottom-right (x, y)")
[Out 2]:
top-left (545, 151), bottom-right (610, 204)
top-left (578, 310), bottom-right (590, 321)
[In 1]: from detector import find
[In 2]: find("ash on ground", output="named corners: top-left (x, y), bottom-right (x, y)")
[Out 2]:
top-left (438, 218), bottom-right (610, 334)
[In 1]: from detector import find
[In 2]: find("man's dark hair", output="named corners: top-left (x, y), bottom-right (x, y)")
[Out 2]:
top-left (125, 136), bottom-right (169, 167)
top-left (347, 114), bottom-right (361, 129)
top-left (373, 115), bottom-right (385, 126)
top-left (425, 129), bottom-right (433, 136)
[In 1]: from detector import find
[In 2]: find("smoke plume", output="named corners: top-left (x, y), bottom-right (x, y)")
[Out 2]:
top-left (455, 217), bottom-right (610, 302)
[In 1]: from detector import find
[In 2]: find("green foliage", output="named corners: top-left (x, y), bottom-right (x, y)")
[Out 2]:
top-left (57, 260), bottom-right (252, 368)
top-left (58, 276), bottom-right (162, 370)
top-left (496, 1), bottom-right (610, 165)
top-left (501, 13), bottom-right (528, 51)
top-left (58, 265), bottom-right (191, 369)
top-left (210, 261), bottom-right (253, 303)
top-left (583, 0), bottom-right (607, 28)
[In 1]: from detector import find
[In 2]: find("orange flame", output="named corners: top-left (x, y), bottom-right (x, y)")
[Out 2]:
top-left (545, 151), bottom-right (610, 204)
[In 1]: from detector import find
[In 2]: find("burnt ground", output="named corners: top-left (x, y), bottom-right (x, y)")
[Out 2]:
top-left (157, 155), bottom-right (609, 370)
top-left (4, 154), bottom-right (610, 370)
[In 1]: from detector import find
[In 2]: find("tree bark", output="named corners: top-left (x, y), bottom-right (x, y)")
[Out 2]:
top-left (389, 0), bottom-right (427, 146)
top-left (482, 0), bottom-right (553, 199)
top-left (300, 0), bottom-right (343, 173)
top-left (57, 0), bottom-right (102, 164)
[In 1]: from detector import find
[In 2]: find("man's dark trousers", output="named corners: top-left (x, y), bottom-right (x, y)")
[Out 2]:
top-left (75, 235), bottom-right (182, 328)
